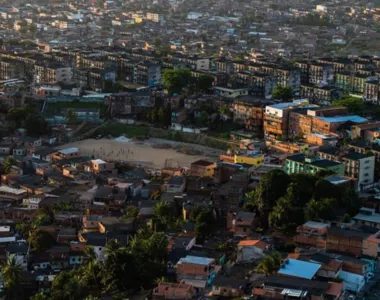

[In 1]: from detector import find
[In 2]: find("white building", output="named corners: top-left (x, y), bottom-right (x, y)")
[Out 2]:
top-left (187, 12), bottom-right (202, 20)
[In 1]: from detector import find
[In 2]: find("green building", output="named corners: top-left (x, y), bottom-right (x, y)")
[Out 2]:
top-left (284, 153), bottom-right (345, 176)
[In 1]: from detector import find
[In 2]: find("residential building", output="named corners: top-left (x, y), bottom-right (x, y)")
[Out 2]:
top-left (277, 258), bottom-right (321, 280)
top-left (294, 221), bottom-right (329, 248)
top-left (214, 87), bottom-right (249, 99)
top-left (364, 79), bottom-right (380, 104)
top-left (0, 186), bottom-right (27, 202)
top-left (211, 276), bottom-right (247, 298)
top-left (353, 207), bottom-right (380, 229)
top-left (51, 148), bottom-right (80, 161)
top-left (284, 154), bottom-right (345, 176)
top-left (176, 256), bottom-right (219, 289)
top-left (146, 12), bottom-right (163, 23)
top-left (34, 63), bottom-right (72, 84)
top-left (351, 122), bottom-right (380, 141)
top-left (237, 239), bottom-right (270, 261)
top-left (153, 282), bottom-right (196, 300)
top-left (326, 227), bottom-right (370, 256)
top-left (0, 58), bottom-right (25, 80)
top-left (167, 176), bottom-right (186, 193)
top-left (190, 160), bottom-right (216, 177)
top-left (263, 102), bottom-right (300, 140)
top-left (300, 85), bottom-right (336, 105)
top-left (232, 97), bottom-right (272, 136)
top-left (341, 152), bottom-right (375, 191)
top-left (227, 211), bottom-right (255, 236)
top-left (252, 276), bottom-right (330, 299)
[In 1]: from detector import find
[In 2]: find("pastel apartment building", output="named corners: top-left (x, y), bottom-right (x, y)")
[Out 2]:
top-left (284, 154), bottom-right (345, 176)
top-left (317, 148), bottom-right (375, 191)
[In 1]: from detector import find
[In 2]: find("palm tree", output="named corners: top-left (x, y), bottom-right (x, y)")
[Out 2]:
top-left (256, 252), bottom-right (282, 276)
top-left (2, 255), bottom-right (22, 300)
top-left (78, 259), bottom-right (103, 297)
top-left (3, 157), bottom-right (15, 174)
top-left (154, 276), bottom-right (168, 284)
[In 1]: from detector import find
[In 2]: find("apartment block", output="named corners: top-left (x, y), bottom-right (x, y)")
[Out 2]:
top-left (263, 102), bottom-right (299, 140)
top-left (284, 154), bottom-right (345, 176)
top-left (232, 97), bottom-right (272, 136)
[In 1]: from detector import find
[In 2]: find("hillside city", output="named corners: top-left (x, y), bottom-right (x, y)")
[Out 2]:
top-left (2, 0), bottom-right (380, 300)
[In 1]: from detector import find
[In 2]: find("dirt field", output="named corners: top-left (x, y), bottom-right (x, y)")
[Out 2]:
top-left (60, 137), bottom-right (223, 169)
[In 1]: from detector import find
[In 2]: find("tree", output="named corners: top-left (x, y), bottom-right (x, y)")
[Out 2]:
top-left (30, 292), bottom-right (49, 300)
top-left (162, 69), bottom-right (192, 94)
top-left (153, 37), bottom-right (162, 48)
top-left (218, 103), bottom-right (228, 116)
top-left (3, 156), bottom-right (15, 174)
top-left (195, 210), bottom-right (213, 243)
top-left (153, 201), bottom-right (172, 224)
top-left (333, 96), bottom-right (363, 114)
top-left (304, 198), bottom-right (337, 221)
top-left (2, 255), bottom-right (22, 300)
top-left (78, 258), bottom-right (103, 297)
top-left (250, 170), bottom-right (291, 211)
top-left (272, 86), bottom-right (293, 101)
top-left (195, 74), bottom-right (214, 93)
top-left (256, 252), bottom-right (282, 276)
top-left (28, 23), bottom-right (37, 35)
top-left (122, 205), bottom-right (139, 219)
top-left (29, 230), bottom-right (56, 252)
top-left (51, 270), bottom-right (82, 300)
top-left (154, 276), bottom-right (169, 284)
top-left (341, 187), bottom-right (360, 216)
top-left (65, 108), bottom-right (77, 125)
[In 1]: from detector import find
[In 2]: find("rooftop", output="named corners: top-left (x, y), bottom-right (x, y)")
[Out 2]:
top-left (317, 115), bottom-right (367, 124)
top-left (353, 212), bottom-right (380, 224)
top-left (267, 102), bottom-right (299, 110)
top-left (303, 221), bottom-right (329, 229)
top-left (178, 255), bottom-right (214, 266)
top-left (58, 147), bottom-right (79, 155)
top-left (0, 186), bottom-right (27, 195)
top-left (277, 258), bottom-right (321, 280)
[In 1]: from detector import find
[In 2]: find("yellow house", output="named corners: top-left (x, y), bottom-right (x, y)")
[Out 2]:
top-left (134, 17), bottom-right (143, 23)
top-left (234, 153), bottom-right (264, 166)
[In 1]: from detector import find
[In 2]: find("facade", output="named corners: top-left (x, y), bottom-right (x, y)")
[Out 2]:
top-left (326, 227), bottom-right (370, 256)
top-left (0, 59), bottom-right (25, 80)
top-left (294, 221), bottom-right (329, 248)
top-left (284, 154), bottom-right (345, 176)
top-left (341, 152), bottom-right (375, 190)
top-left (176, 256), bottom-right (218, 288)
top-left (232, 98), bottom-right (271, 136)
top-left (190, 160), bottom-right (216, 177)
top-left (263, 102), bottom-right (299, 140)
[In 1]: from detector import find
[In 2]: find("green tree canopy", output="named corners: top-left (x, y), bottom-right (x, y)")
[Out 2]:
top-left (162, 69), bottom-right (192, 94)
top-left (272, 86), bottom-right (293, 101)
top-left (333, 96), bottom-right (363, 114)
top-left (256, 252), bottom-right (282, 276)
